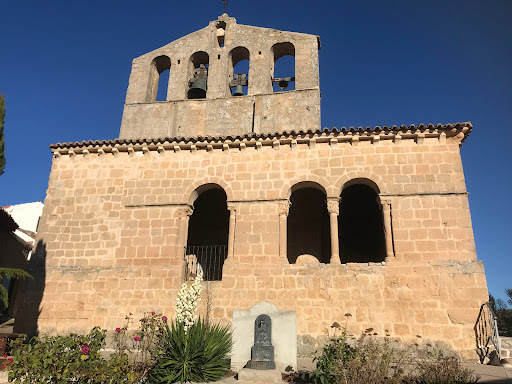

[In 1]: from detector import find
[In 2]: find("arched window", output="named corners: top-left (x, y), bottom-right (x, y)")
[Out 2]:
top-left (186, 185), bottom-right (229, 280)
top-left (229, 46), bottom-right (250, 96)
top-left (339, 181), bottom-right (386, 263)
top-left (147, 55), bottom-right (171, 102)
top-left (216, 21), bottom-right (226, 48)
top-left (188, 51), bottom-right (209, 99)
top-left (287, 183), bottom-right (331, 263)
top-left (271, 42), bottom-right (295, 92)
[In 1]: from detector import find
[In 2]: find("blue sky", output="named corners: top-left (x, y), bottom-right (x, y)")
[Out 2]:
top-left (0, 1), bottom-right (510, 302)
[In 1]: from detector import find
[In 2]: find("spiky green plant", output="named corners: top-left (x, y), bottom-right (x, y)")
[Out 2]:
top-left (0, 268), bottom-right (32, 308)
top-left (148, 318), bottom-right (232, 383)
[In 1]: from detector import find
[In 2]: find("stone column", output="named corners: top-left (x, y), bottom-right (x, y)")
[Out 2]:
top-left (380, 199), bottom-right (395, 260)
top-left (327, 197), bottom-right (341, 264)
top-left (278, 200), bottom-right (291, 264)
top-left (227, 204), bottom-right (237, 261)
top-left (177, 206), bottom-right (193, 260)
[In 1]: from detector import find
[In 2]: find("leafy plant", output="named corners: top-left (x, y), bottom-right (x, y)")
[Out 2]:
top-left (7, 312), bottom-right (169, 383)
top-left (148, 318), bottom-right (232, 383)
top-left (310, 330), bottom-right (355, 384)
top-left (0, 268), bottom-right (32, 309)
top-left (8, 327), bottom-right (109, 383)
top-left (412, 343), bottom-right (479, 384)
top-left (311, 318), bottom-right (478, 384)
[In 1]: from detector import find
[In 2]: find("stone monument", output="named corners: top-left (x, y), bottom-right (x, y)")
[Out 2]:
top-left (246, 314), bottom-right (276, 370)
top-left (232, 302), bottom-right (297, 373)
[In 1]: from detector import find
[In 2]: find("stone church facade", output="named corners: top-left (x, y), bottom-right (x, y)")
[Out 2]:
top-left (17, 14), bottom-right (488, 359)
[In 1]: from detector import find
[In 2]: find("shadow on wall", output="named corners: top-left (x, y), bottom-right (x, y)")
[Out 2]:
top-left (13, 240), bottom-right (46, 338)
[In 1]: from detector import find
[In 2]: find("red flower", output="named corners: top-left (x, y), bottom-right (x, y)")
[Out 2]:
top-left (162, 316), bottom-right (168, 322)
top-left (3, 354), bottom-right (6, 358)
top-left (134, 336), bottom-right (140, 341)
top-left (115, 327), bottom-right (121, 332)
top-left (81, 345), bottom-right (90, 355)
top-left (151, 311), bottom-right (156, 315)
top-left (7, 358), bottom-right (12, 362)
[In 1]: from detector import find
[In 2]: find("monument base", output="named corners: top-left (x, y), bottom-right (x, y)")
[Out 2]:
top-left (238, 368), bottom-right (282, 383)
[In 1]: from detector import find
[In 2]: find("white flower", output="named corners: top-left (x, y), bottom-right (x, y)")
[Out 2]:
top-left (175, 270), bottom-right (203, 332)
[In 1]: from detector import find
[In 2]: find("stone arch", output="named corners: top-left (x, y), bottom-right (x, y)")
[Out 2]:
top-left (146, 55), bottom-right (171, 102)
top-left (188, 51), bottom-right (210, 99)
top-left (331, 172), bottom-right (384, 197)
top-left (186, 183), bottom-right (229, 281)
top-left (280, 176), bottom-right (330, 200)
top-left (338, 179), bottom-right (386, 263)
top-left (184, 177), bottom-right (234, 206)
top-left (229, 46), bottom-right (250, 96)
top-left (287, 181), bottom-right (331, 264)
top-left (271, 42), bottom-right (295, 92)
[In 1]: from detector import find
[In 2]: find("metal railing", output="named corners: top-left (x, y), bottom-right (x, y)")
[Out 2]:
top-left (475, 302), bottom-right (501, 363)
top-left (184, 245), bottom-right (227, 281)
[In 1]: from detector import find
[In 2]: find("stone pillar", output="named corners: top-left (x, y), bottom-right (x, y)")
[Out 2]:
top-left (380, 199), bottom-right (395, 260)
top-left (177, 206), bottom-right (193, 261)
top-left (227, 204), bottom-right (237, 261)
top-left (278, 200), bottom-right (291, 264)
top-left (327, 197), bottom-right (341, 264)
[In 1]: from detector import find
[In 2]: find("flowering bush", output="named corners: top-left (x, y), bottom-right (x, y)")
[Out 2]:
top-left (175, 270), bottom-right (203, 332)
top-left (7, 327), bottom-right (120, 383)
top-left (7, 312), bottom-right (168, 383)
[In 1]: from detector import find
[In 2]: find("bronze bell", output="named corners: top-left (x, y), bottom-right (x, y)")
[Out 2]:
top-left (188, 78), bottom-right (207, 99)
top-left (230, 73), bottom-right (248, 96)
top-left (232, 84), bottom-right (244, 96)
top-left (278, 79), bottom-right (289, 90)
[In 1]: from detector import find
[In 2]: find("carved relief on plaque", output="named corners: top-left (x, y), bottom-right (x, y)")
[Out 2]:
top-left (246, 314), bottom-right (276, 370)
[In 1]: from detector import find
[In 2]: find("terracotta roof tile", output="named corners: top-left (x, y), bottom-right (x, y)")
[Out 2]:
top-left (49, 122), bottom-right (472, 150)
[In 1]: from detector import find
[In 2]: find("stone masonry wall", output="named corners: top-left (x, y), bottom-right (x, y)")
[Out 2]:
top-left (17, 131), bottom-right (488, 360)
top-left (119, 14), bottom-right (320, 139)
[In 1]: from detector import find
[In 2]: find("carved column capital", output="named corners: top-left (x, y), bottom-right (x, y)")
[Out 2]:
top-left (379, 197), bottom-right (392, 211)
top-left (227, 203), bottom-right (237, 213)
top-left (327, 197), bottom-right (340, 215)
top-left (278, 200), bottom-right (291, 216)
top-left (177, 205), bottom-right (194, 218)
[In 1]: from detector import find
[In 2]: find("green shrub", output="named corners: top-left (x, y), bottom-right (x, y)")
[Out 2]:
top-left (310, 330), bottom-right (356, 384)
top-left (312, 322), bottom-right (479, 384)
top-left (412, 343), bottom-right (479, 384)
top-left (148, 318), bottom-right (232, 384)
top-left (7, 312), bottom-right (168, 383)
top-left (7, 327), bottom-right (126, 383)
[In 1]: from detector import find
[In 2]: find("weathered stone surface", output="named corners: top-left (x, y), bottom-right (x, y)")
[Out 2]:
top-left (238, 368), bottom-right (282, 383)
top-left (120, 14), bottom-right (320, 139)
top-left (15, 15), bottom-right (489, 363)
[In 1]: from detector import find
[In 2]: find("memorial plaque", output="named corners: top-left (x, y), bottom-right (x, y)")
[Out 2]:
top-left (246, 314), bottom-right (276, 370)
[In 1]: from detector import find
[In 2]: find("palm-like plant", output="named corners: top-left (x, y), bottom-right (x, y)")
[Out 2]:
top-left (148, 318), bottom-right (232, 383)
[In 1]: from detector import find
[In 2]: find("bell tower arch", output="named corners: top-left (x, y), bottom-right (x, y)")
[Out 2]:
top-left (119, 14), bottom-right (321, 139)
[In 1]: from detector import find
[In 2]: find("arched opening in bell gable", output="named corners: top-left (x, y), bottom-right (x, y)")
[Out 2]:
top-left (188, 51), bottom-right (209, 99)
top-left (216, 21), bottom-right (226, 47)
top-left (271, 42), bottom-right (295, 92)
top-left (147, 55), bottom-right (171, 102)
top-left (339, 180), bottom-right (386, 263)
top-left (229, 46), bottom-right (250, 96)
top-left (287, 182), bottom-right (331, 264)
top-left (186, 184), bottom-right (229, 280)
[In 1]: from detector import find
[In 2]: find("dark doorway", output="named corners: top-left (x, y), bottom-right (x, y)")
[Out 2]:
top-left (287, 187), bottom-right (331, 263)
top-left (186, 187), bottom-right (229, 280)
top-left (339, 184), bottom-right (386, 263)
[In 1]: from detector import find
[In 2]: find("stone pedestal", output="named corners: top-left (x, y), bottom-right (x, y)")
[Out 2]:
top-left (238, 368), bottom-right (282, 383)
